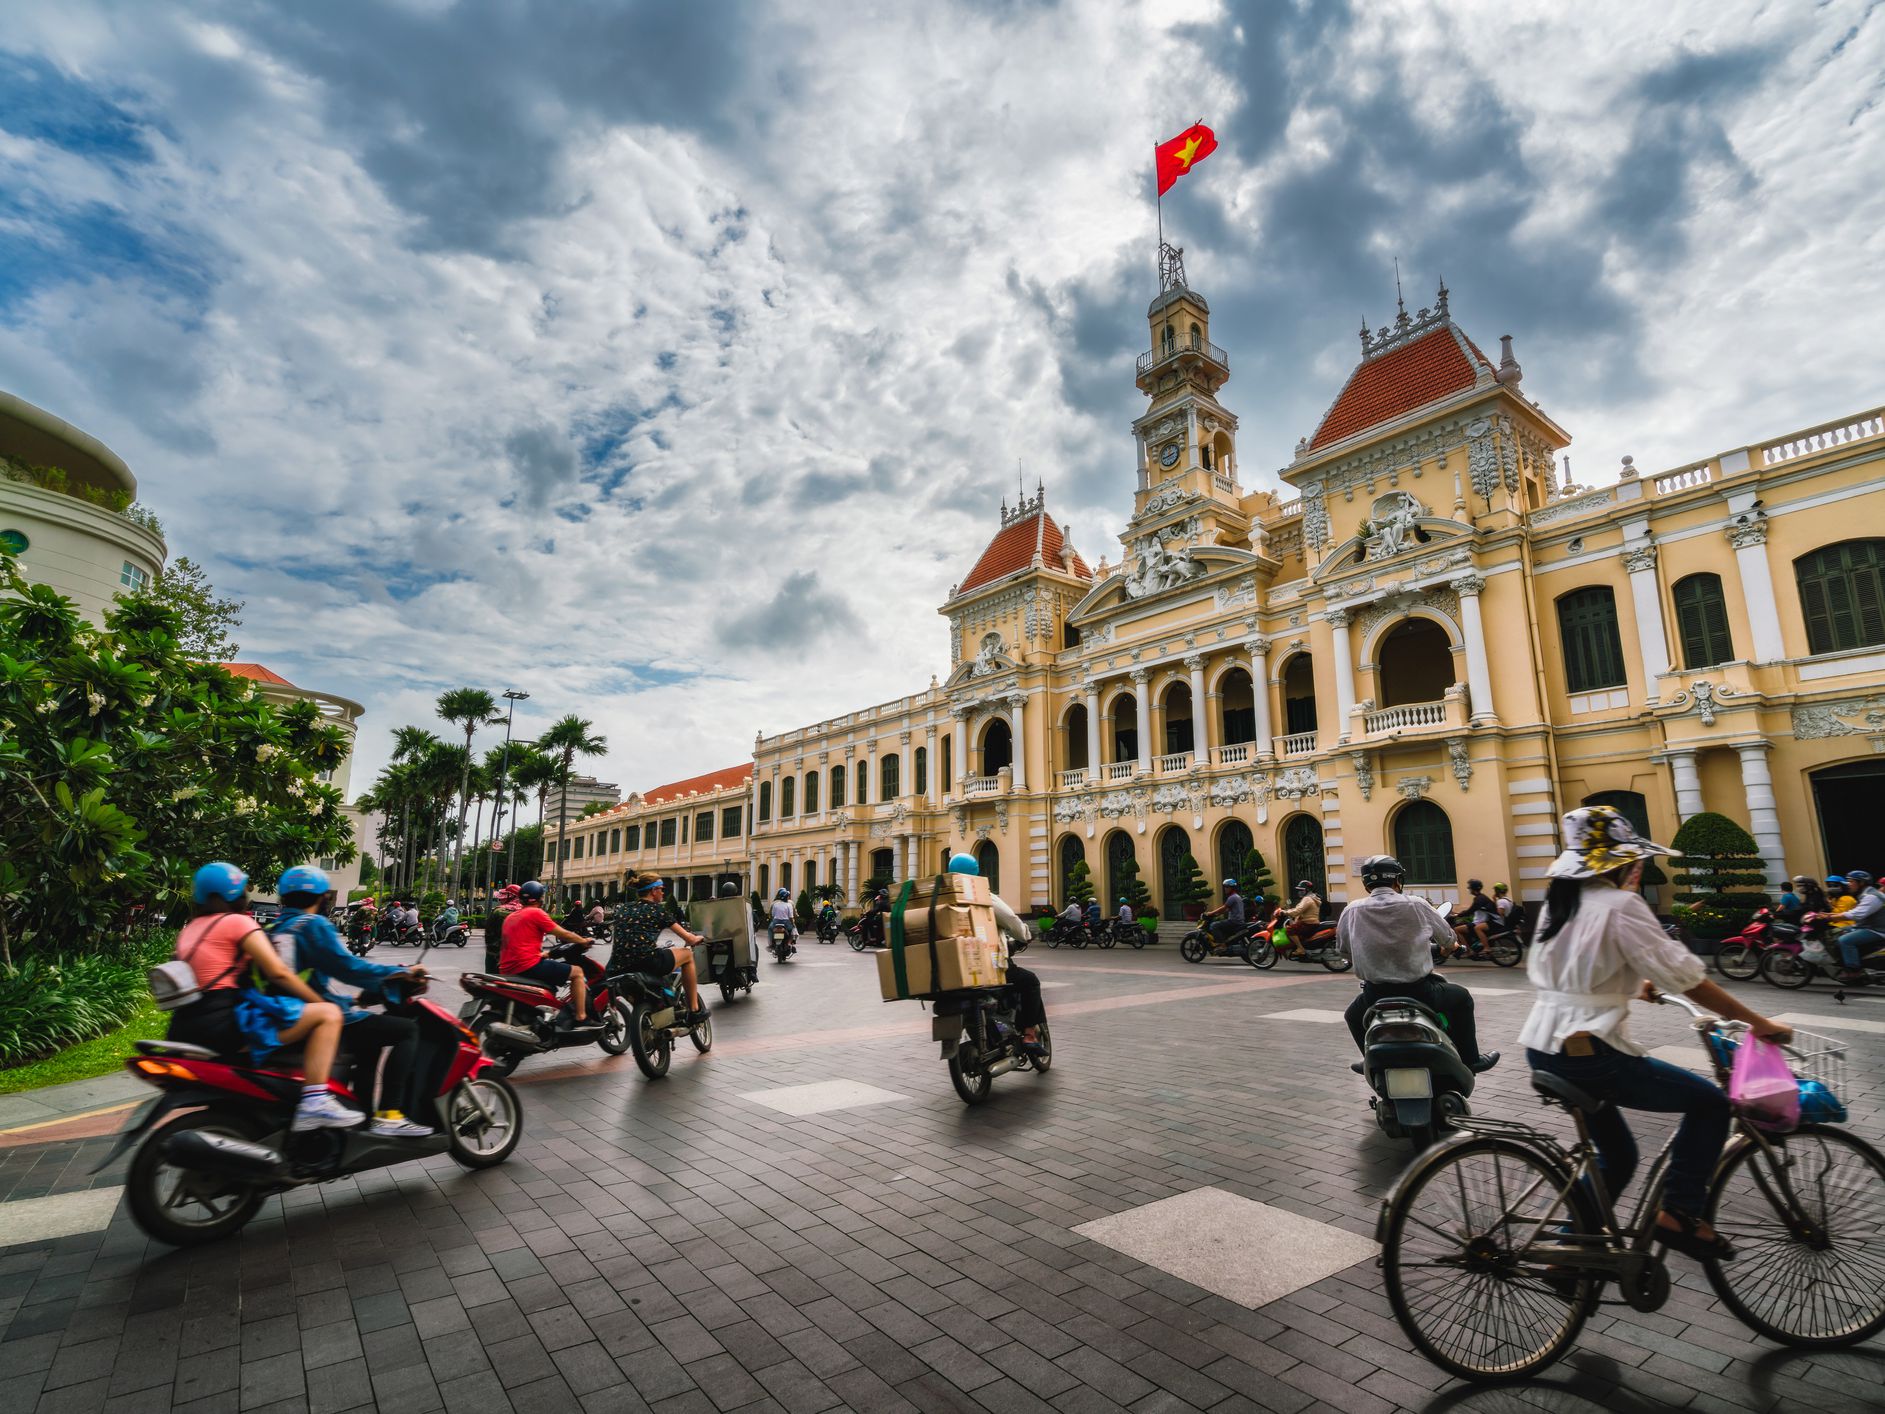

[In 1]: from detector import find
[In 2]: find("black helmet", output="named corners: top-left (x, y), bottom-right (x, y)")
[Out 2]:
top-left (719, 881), bottom-right (739, 897)
top-left (776, 888), bottom-right (790, 900)
top-left (520, 880), bottom-right (546, 900)
top-left (1359, 855), bottom-right (1406, 890)
top-left (1849, 870), bottom-right (1875, 887)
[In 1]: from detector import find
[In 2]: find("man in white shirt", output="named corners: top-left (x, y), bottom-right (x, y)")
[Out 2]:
top-left (1338, 855), bottom-right (1497, 1071)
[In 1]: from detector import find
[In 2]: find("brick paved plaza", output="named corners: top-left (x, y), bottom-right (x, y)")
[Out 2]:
top-left (2, 947), bottom-right (1882, 1414)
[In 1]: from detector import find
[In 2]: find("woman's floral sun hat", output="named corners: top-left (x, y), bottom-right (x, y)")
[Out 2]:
top-left (1547, 804), bottom-right (1679, 880)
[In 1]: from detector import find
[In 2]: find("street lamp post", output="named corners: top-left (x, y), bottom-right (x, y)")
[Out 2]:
top-left (494, 690), bottom-right (529, 891)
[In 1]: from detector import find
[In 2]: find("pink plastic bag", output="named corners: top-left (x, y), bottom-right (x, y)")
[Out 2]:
top-left (1729, 1036), bottom-right (1800, 1131)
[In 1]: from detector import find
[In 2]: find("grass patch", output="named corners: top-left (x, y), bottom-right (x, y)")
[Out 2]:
top-left (0, 996), bottom-right (168, 1095)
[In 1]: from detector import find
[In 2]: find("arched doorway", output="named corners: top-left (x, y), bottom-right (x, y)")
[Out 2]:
top-left (1157, 825), bottom-right (1192, 920)
top-left (1216, 820), bottom-right (1254, 899)
top-left (974, 840), bottom-right (1000, 897)
top-left (1160, 681), bottom-right (1195, 756)
top-left (981, 718), bottom-right (1013, 776)
top-left (869, 847), bottom-right (894, 887)
top-left (1109, 694), bottom-right (1138, 762)
top-left (1105, 830), bottom-right (1137, 911)
top-left (1281, 655), bottom-right (1317, 735)
top-left (1064, 703), bottom-right (1090, 771)
top-left (1283, 815), bottom-right (1325, 899)
top-left (1378, 619), bottom-right (1456, 707)
top-left (1393, 801), bottom-right (1457, 886)
top-left (1058, 835), bottom-right (1085, 906)
top-left (1218, 668), bottom-right (1255, 746)
top-left (1813, 760), bottom-right (1885, 876)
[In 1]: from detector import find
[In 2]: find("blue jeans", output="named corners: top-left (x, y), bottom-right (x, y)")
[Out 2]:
top-left (1838, 927), bottom-right (1883, 970)
top-left (1526, 1039), bottom-right (1731, 1219)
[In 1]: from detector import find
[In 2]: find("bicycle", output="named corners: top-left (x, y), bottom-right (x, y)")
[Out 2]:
top-left (1377, 991), bottom-right (1885, 1381)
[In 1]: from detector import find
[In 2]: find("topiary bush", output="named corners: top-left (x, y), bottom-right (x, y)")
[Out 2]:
top-left (1238, 848), bottom-right (1277, 910)
top-left (1065, 860), bottom-right (1095, 906)
top-left (1671, 811), bottom-right (1769, 937)
top-left (1174, 853), bottom-right (1215, 918)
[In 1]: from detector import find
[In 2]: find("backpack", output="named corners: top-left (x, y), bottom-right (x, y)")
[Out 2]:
top-left (149, 914), bottom-right (253, 1011)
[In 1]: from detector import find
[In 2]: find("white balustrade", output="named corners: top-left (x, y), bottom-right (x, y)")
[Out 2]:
top-left (1274, 497), bottom-right (1303, 518)
top-left (1653, 464), bottom-right (1712, 495)
top-left (1214, 742), bottom-right (1252, 766)
top-left (1155, 751), bottom-right (1193, 774)
top-left (1102, 762), bottom-right (1137, 782)
top-left (965, 775), bottom-right (1001, 797)
top-left (1362, 701), bottom-right (1447, 733)
top-left (1057, 768), bottom-right (1088, 789)
top-left (1279, 732), bottom-right (1318, 758)
top-left (1761, 413), bottom-right (1885, 466)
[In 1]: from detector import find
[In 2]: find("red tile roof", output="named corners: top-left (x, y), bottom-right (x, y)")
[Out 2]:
top-left (642, 763), bottom-right (752, 804)
top-left (220, 662), bottom-right (295, 687)
top-left (956, 510), bottom-right (1092, 597)
top-left (1308, 325), bottom-right (1492, 450)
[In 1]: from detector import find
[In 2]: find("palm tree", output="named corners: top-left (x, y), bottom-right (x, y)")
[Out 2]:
top-left (389, 726), bottom-right (442, 892)
top-left (420, 742), bottom-right (468, 898)
top-left (537, 715), bottom-right (607, 903)
top-left (436, 688), bottom-right (502, 904)
top-left (476, 745), bottom-right (512, 896)
top-left (462, 758), bottom-right (493, 899)
top-left (509, 747), bottom-right (556, 884)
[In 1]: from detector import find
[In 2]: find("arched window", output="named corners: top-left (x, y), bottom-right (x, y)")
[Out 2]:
top-left (780, 776), bottom-right (796, 817)
top-left (914, 746), bottom-right (927, 796)
top-left (880, 752), bottom-right (900, 799)
top-left (1218, 668), bottom-right (1255, 745)
top-left (1058, 835), bottom-right (1086, 906)
top-left (1216, 820), bottom-right (1254, 898)
top-left (803, 770), bottom-right (820, 814)
top-left (805, 860), bottom-right (816, 890)
top-left (1795, 540), bottom-right (1885, 655)
top-left (1378, 619), bottom-right (1455, 706)
top-left (856, 766), bottom-right (869, 805)
top-left (1284, 815), bottom-right (1325, 900)
top-left (1394, 801), bottom-right (1457, 885)
top-left (830, 764), bottom-right (846, 808)
top-left (1162, 322), bottom-right (1175, 355)
top-left (1557, 586), bottom-right (1627, 693)
top-left (1160, 681), bottom-right (1194, 756)
top-left (980, 719), bottom-right (1013, 775)
top-left (1673, 573), bottom-right (1734, 669)
top-left (1105, 830), bottom-right (1137, 911)
top-left (974, 841), bottom-right (1000, 897)
top-left (1157, 826), bottom-right (1192, 920)
top-left (757, 863), bottom-right (769, 897)
top-left (1064, 703), bottom-right (1090, 769)
top-left (1281, 655), bottom-right (1317, 735)
top-left (758, 780), bottom-right (772, 823)
top-left (780, 861), bottom-right (792, 894)
top-left (1109, 694), bottom-right (1138, 762)
top-left (1583, 789), bottom-right (1652, 840)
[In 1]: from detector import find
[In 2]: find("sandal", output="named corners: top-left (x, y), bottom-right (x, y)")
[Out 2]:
top-left (1653, 1210), bottom-right (1735, 1263)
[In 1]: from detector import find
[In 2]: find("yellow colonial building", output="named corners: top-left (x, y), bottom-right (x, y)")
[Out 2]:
top-left (549, 248), bottom-right (1885, 918)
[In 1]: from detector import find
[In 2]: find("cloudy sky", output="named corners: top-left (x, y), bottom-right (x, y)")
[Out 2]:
top-left (3, 0), bottom-right (1880, 799)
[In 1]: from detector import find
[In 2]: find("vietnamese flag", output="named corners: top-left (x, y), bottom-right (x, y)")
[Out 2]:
top-left (1156, 123), bottom-right (1218, 196)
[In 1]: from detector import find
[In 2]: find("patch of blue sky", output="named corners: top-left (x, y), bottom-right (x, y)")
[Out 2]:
top-left (378, 564), bottom-right (469, 603)
top-left (553, 503), bottom-right (592, 523)
top-left (0, 52), bottom-right (155, 166)
top-left (592, 662), bottom-right (701, 692)
top-left (0, 193), bottom-right (214, 316)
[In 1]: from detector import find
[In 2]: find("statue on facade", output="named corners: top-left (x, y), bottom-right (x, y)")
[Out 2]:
top-left (1124, 536), bottom-right (1202, 599)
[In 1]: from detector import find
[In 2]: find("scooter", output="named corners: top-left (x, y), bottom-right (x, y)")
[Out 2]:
top-left (430, 917), bottom-right (470, 948)
top-left (1245, 922), bottom-right (1353, 972)
top-left (815, 912), bottom-right (840, 944)
top-left (768, 920), bottom-right (797, 962)
top-left (458, 939), bottom-right (628, 1075)
top-left (1716, 907), bottom-right (1807, 981)
top-left (1356, 997), bottom-right (1475, 1148)
top-left (1179, 918), bottom-right (1266, 963)
top-left (102, 953), bottom-right (521, 1246)
top-left (612, 961), bottom-right (713, 1079)
top-left (932, 989), bottom-right (1052, 1105)
top-left (1759, 915), bottom-right (1885, 1001)
top-left (1046, 917), bottom-right (1090, 949)
top-left (1433, 917), bottom-right (1524, 968)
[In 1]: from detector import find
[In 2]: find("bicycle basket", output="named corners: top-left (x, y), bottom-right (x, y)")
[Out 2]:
top-left (1785, 1031), bottom-right (1848, 1122)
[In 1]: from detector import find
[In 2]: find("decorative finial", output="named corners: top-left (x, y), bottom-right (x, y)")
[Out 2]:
top-left (1495, 333), bottom-right (1523, 387)
top-left (1435, 276), bottom-right (1449, 316)
top-left (1394, 257), bottom-right (1407, 323)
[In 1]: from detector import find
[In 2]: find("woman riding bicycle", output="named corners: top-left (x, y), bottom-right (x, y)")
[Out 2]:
top-left (1520, 805), bottom-right (1792, 1262)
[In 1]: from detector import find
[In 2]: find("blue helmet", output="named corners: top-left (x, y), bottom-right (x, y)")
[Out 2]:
top-left (520, 880), bottom-right (546, 899)
top-left (193, 862), bottom-right (248, 907)
top-left (278, 864), bottom-right (331, 899)
top-left (947, 853), bottom-right (979, 876)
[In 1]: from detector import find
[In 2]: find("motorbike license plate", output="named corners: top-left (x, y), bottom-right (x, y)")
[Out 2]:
top-left (1384, 1068), bottom-right (1433, 1100)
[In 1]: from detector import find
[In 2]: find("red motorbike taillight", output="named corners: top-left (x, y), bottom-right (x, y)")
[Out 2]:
top-left (132, 1058), bottom-right (195, 1080)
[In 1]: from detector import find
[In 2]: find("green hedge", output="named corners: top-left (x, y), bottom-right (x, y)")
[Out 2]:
top-left (0, 935), bottom-right (173, 1069)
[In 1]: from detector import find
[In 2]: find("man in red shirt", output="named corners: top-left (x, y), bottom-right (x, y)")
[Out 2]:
top-left (499, 881), bottom-right (597, 1025)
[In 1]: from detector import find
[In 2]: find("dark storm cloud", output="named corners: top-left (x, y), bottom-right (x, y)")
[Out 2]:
top-left (715, 570), bottom-right (863, 650)
top-left (232, 0), bottom-right (786, 254)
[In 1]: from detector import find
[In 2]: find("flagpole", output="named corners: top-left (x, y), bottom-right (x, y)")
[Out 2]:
top-left (1154, 143), bottom-right (1164, 279)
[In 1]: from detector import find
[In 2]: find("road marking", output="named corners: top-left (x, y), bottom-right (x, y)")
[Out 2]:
top-left (1262, 1008), bottom-right (1348, 1024)
top-left (0, 1187), bottom-right (123, 1246)
top-left (1771, 1012), bottom-right (1885, 1037)
top-left (739, 1080), bottom-right (910, 1116)
top-left (1074, 1186), bottom-right (1376, 1309)
top-left (0, 1102), bottom-right (139, 1147)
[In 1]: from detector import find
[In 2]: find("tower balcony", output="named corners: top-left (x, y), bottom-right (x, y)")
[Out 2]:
top-left (1135, 333), bottom-right (1229, 392)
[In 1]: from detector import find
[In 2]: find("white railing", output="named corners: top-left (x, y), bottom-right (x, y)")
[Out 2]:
top-left (1280, 732), bottom-right (1318, 758)
top-left (1653, 464), bottom-right (1712, 495)
top-left (1102, 762), bottom-right (1138, 782)
top-left (1156, 751), bottom-right (1193, 774)
top-left (1214, 742), bottom-right (1252, 766)
top-left (1761, 413), bottom-right (1885, 466)
top-left (1363, 700), bottom-right (1447, 733)
top-left (1057, 768), bottom-right (1088, 789)
top-left (965, 775), bottom-right (1001, 797)
top-left (1274, 497), bottom-right (1302, 519)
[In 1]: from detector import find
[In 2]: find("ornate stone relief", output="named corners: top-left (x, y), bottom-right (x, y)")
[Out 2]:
top-left (1214, 575), bottom-right (1257, 610)
top-left (1124, 537), bottom-right (1204, 599)
top-left (1622, 543), bottom-right (1658, 573)
top-left (1414, 549), bottom-right (1473, 577)
top-left (1466, 418), bottom-right (1499, 500)
top-left (1529, 489), bottom-right (1616, 525)
top-left (1395, 776), bottom-right (1433, 801)
top-left (1792, 694), bottom-right (1885, 739)
top-left (1140, 485), bottom-right (1203, 518)
top-left (1362, 492), bottom-right (1425, 561)
top-left (1351, 751), bottom-right (1374, 801)
top-left (1447, 738), bottom-right (1472, 792)
top-left (994, 802), bottom-right (1010, 832)
top-left (1303, 495), bottom-right (1332, 551)
top-left (1668, 680), bottom-right (1745, 728)
top-left (1725, 510), bottom-right (1768, 549)
top-left (1151, 783), bottom-right (1190, 814)
top-left (1275, 766), bottom-right (1319, 800)
top-left (1267, 520), bottom-right (1303, 561)
top-left (1355, 585), bottom-right (1460, 639)
top-left (1053, 796), bottom-right (1083, 824)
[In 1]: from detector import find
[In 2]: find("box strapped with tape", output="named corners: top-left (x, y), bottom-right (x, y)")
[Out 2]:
top-left (877, 876), bottom-right (1006, 1001)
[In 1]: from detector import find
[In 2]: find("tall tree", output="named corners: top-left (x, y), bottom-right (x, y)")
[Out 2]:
top-left (537, 715), bottom-right (607, 902)
top-left (509, 748), bottom-right (556, 884)
top-left (477, 744), bottom-right (513, 894)
top-left (389, 727), bottom-right (441, 892)
top-left (419, 741), bottom-right (467, 898)
top-left (436, 688), bottom-right (501, 902)
top-left (131, 556), bottom-right (243, 660)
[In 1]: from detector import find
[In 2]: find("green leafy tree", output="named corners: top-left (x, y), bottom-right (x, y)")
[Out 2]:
top-left (1671, 811), bottom-right (1770, 935)
top-left (538, 714), bottom-right (606, 902)
top-left (436, 688), bottom-right (501, 903)
top-left (1238, 848), bottom-right (1277, 908)
top-left (0, 559), bottom-right (354, 963)
top-left (1065, 859), bottom-right (1096, 906)
top-left (795, 888), bottom-right (815, 926)
top-left (1113, 854), bottom-right (1154, 919)
top-left (130, 556), bottom-right (242, 660)
top-left (1174, 853), bottom-right (1215, 914)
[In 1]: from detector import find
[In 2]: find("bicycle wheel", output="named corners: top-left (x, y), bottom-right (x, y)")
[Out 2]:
top-left (1382, 1136), bottom-right (1602, 1382)
top-left (1715, 940), bottom-right (1761, 982)
top-left (1704, 1125), bottom-right (1885, 1347)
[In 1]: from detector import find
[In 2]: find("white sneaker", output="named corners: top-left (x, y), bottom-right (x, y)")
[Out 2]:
top-left (292, 1092), bottom-right (365, 1131)
top-left (368, 1112), bottom-right (435, 1138)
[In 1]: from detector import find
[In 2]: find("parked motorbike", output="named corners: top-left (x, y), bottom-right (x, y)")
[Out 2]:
top-left (1245, 923), bottom-right (1354, 972)
top-left (932, 989), bottom-right (1051, 1105)
top-left (1758, 913), bottom-right (1885, 1000)
top-left (1109, 918), bottom-right (1148, 950)
top-left (1046, 918), bottom-right (1090, 949)
top-left (1716, 907), bottom-right (1808, 981)
top-left (103, 960), bottom-right (521, 1246)
top-left (768, 920), bottom-right (797, 962)
top-left (1356, 996), bottom-right (1475, 1148)
top-left (458, 939), bottom-right (628, 1075)
top-left (613, 962), bottom-right (713, 1079)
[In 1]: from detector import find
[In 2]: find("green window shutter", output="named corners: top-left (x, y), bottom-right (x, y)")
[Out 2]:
top-left (1795, 541), bottom-right (1885, 655)
top-left (1558, 587), bottom-right (1626, 692)
top-left (1674, 574), bottom-right (1732, 668)
top-left (1393, 802), bottom-right (1457, 884)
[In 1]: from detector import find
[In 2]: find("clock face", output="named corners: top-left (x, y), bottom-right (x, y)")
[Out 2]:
top-left (1160, 442), bottom-right (1181, 468)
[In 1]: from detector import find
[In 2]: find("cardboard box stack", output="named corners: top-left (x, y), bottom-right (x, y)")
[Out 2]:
top-left (877, 873), bottom-right (1007, 1000)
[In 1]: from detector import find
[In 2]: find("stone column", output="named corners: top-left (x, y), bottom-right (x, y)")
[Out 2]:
top-left (1084, 683), bottom-right (1102, 775)
top-left (1726, 513), bottom-right (1786, 662)
top-left (1131, 669), bottom-right (1152, 774)
top-left (925, 727), bottom-right (939, 807)
top-left (1668, 748), bottom-right (1705, 820)
top-left (1735, 743), bottom-right (1789, 892)
top-left (865, 739), bottom-right (878, 804)
top-left (845, 841), bottom-right (857, 903)
top-left (953, 709), bottom-right (969, 791)
top-left (1454, 575), bottom-right (1496, 725)
top-left (1328, 610), bottom-right (1357, 744)
top-left (1622, 541), bottom-right (1670, 702)
top-left (1008, 695), bottom-right (1027, 791)
top-left (1186, 655), bottom-right (1208, 761)
top-left (1249, 637), bottom-right (1274, 759)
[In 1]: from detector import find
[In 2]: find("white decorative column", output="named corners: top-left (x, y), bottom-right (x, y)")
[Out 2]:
top-left (1249, 636), bottom-right (1274, 759)
top-left (925, 727), bottom-right (940, 807)
top-left (1735, 743), bottom-right (1789, 892)
top-left (865, 739), bottom-right (878, 804)
top-left (845, 841), bottom-right (857, 903)
top-left (1454, 575), bottom-right (1496, 726)
top-left (1084, 683), bottom-right (1102, 774)
top-left (1327, 609), bottom-right (1357, 743)
top-left (1726, 509), bottom-right (1785, 662)
top-left (1007, 694), bottom-right (1027, 791)
top-left (1131, 669), bottom-right (1152, 774)
top-left (1186, 655), bottom-right (1208, 760)
top-left (953, 709), bottom-right (969, 791)
top-left (1621, 536), bottom-right (1670, 702)
top-left (1668, 748), bottom-right (1705, 820)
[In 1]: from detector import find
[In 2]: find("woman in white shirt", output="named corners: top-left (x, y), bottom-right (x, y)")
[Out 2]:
top-left (1520, 806), bottom-right (1790, 1264)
